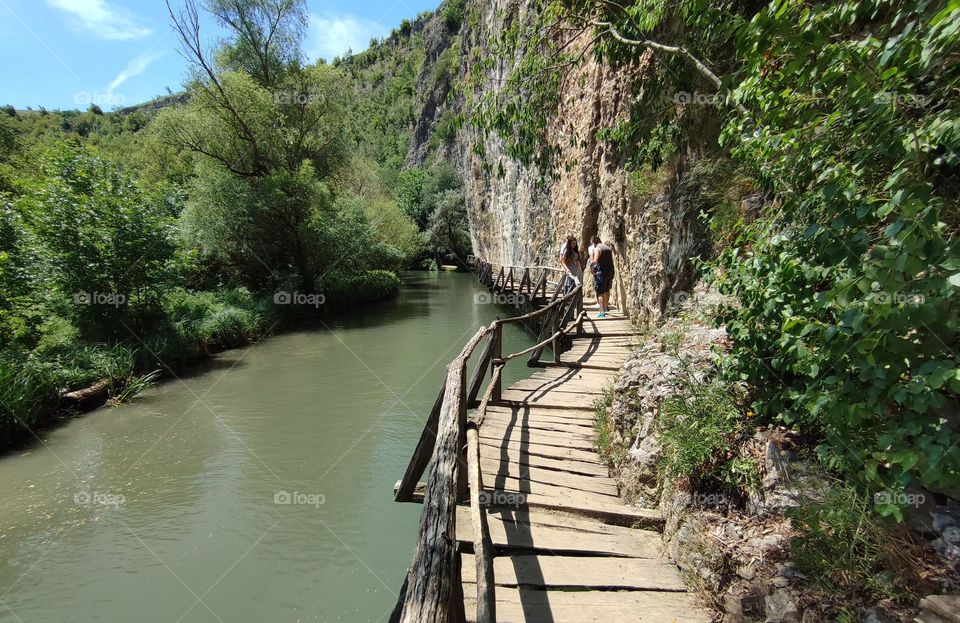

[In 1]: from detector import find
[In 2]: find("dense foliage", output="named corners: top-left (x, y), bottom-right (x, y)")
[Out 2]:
top-left (713, 1), bottom-right (959, 510)
top-left (475, 0), bottom-right (959, 516)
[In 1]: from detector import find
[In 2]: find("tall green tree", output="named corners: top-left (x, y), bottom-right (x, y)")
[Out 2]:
top-left (158, 0), bottom-right (354, 291)
top-left (21, 145), bottom-right (176, 338)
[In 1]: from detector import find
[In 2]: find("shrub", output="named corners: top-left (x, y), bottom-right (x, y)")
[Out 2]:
top-left (156, 288), bottom-right (269, 361)
top-left (320, 270), bottom-right (400, 308)
top-left (442, 0), bottom-right (465, 31)
top-left (789, 485), bottom-right (921, 603)
top-left (709, 0), bottom-right (960, 510)
top-left (658, 368), bottom-right (756, 499)
top-left (0, 353), bottom-right (62, 443)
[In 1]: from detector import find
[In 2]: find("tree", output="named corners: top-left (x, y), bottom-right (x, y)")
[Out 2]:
top-left (160, 0), bottom-right (353, 291)
top-left (22, 145), bottom-right (175, 338)
top-left (427, 189), bottom-right (471, 265)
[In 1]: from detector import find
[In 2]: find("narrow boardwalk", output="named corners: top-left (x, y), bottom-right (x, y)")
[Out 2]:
top-left (458, 299), bottom-right (708, 623)
top-left (391, 259), bottom-right (710, 623)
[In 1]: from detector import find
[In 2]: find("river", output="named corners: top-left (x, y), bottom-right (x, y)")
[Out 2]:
top-left (0, 272), bottom-right (537, 623)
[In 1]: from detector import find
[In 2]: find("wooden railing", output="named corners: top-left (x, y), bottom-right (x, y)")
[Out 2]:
top-left (391, 256), bottom-right (584, 623)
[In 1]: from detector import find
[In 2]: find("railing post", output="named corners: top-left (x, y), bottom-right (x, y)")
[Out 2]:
top-left (456, 359), bottom-right (469, 503)
top-left (491, 324), bottom-right (502, 402)
top-left (577, 289), bottom-right (585, 336)
top-left (552, 307), bottom-right (561, 363)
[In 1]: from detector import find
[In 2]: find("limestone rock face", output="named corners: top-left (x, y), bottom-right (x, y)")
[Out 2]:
top-left (408, 0), bottom-right (710, 324)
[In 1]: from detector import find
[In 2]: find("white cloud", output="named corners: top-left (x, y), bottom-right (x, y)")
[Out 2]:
top-left (106, 50), bottom-right (164, 96)
top-left (47, 0), bottom-right (152, 40)
top-left (307, 13), bottom-right (387, 61)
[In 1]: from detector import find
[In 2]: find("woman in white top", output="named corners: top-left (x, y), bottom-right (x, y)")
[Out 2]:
top-left (559, 236), bottom-right (583, 288)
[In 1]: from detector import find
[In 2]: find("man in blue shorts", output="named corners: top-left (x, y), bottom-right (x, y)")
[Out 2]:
top-left (590, 238), bottom-right (615, 318)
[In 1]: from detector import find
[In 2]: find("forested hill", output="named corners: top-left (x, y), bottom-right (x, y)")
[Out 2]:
top-left (0, 1), bottom-right (470, 448)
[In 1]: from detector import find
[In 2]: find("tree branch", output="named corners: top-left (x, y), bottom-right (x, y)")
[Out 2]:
top-left (591, 20), bottom-right (722, 89)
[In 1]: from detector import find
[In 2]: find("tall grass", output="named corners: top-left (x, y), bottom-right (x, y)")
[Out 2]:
top-left (789, 485), bottom-right (922, 604)
top-left (0, 355), bottom-right (62, 442)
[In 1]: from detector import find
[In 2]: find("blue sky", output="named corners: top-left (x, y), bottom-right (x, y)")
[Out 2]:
top-left (0, 0), bottom-right (438, 110)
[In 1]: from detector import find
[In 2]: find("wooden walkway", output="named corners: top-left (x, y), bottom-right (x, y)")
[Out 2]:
top-left (391, 258), bottom-right (710, 623)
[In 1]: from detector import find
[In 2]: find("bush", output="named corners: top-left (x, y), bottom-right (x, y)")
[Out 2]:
top-left (0, 354), bottom-right (61, 442)
top-left (789, 485), bottom-right (921, 604)
top-left (442, 0), bottom-right (465, 31)
top-left (321, 270), bottom-right (400, 308)
top-left (709, 0), bottom-right (960, 510)
top-left (150, 288), bottom-right (270, 364)
top-left (658, 368), bottom-right (757, 498)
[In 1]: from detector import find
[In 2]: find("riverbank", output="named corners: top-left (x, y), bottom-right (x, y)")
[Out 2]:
top-left (0, 272), bottom-right (401, 452)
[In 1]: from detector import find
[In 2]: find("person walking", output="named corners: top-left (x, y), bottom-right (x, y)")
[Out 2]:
top-left (590, 237), bottom-right (615, 318)
top-left (559, 236), bottom-right (582, 291)
top-left (587, 235), bottom-right (600, 261)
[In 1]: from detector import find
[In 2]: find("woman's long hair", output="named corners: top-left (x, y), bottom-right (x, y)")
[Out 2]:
top-left (562, 236), bottom-right (579, 263)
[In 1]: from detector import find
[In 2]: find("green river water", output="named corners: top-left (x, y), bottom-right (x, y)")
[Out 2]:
top-left (0, 272), bottom-right (537, 623)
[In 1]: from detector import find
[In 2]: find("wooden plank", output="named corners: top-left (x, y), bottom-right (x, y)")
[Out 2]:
top-left (480, 419), bottom-right (595, 441)
top-left (466, 427), bottom-right (495, 623)
top-left (563, 345), bottom-right (633, 356)
top-left (479, 412), bottom-right (597, 432)
top-left (499, 390), bottom-right (601, 409)
top-left (479, 425), bottom-right (596, 451)
top-left (479, 460), bottom-right (618, 496)
top-left (479, 472), bottom-right (620, 504)
top-left (526, 368), bottom-right (617, 381)
top-left (475, 445), bottom-right (609, 477)
top-left (463, 586), bottom-right (712, 623)
top-left (483, 420), bottom-right (596, 450)
top-left (539, 361), bottom-right (622, 372)
top-left (506, 379), bottom-right (609, 394)
top-left (484, 508), bottom-right (650, 536)
top-left (477, 437), bottom-right (602, 464)
top-left (510, 491), bottom-right (663, 528)
top-left (484, 405), bottom-right (598, 424)
top-left (456, 507), bottom-right (661, 558)
top-left (461, 555), bottom-right (687, 591)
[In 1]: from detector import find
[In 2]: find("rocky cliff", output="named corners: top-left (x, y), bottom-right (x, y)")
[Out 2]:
top-left (408, 0), bottom-right (721, 324)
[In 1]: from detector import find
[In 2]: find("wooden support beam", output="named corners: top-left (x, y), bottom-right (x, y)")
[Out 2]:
top-left (467, 426), bottom-right (496, 623)
top-left (395, 379), bottom-right (446, 502)
top-left (466, 333), bottom-right (495, 407)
